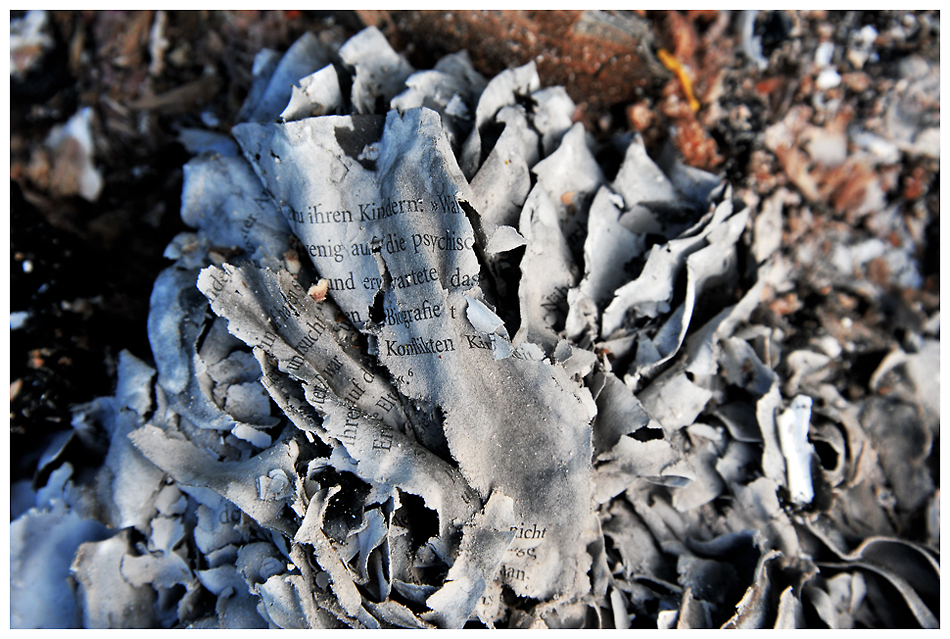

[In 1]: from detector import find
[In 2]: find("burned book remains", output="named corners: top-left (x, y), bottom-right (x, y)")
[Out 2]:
top-left (11, 26), bottom-right (939, 629)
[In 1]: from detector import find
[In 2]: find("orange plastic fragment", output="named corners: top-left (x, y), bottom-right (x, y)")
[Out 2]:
top-left (657, 48), bottom-right (700, 113)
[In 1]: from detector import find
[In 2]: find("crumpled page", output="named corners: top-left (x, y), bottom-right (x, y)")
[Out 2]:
top-left (10, 26), bottom-right (938, 629)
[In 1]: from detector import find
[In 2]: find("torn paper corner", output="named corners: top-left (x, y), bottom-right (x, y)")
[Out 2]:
top-left (424, 491), bottom-right (516, 628)
top-left (281, 65), bottom-right (342, 122)
top-left (465, 295), bottom-right (505, 334)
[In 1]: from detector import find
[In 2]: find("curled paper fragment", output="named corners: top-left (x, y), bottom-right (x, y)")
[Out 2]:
top-left (238, 31), bottom-right (331, 124)
top-left (11, 502), bottom-right (111, 628)
top-left (340, 26), bottom-right (415, 115)
top-left (130, 424), bottom-right (302, 537)
top-left (281, 65), bottom-right (342, 121)
top-left (391, 50), bottom-right (486, 151)
top-left (803, 519), bottom-right (940, 628)
top-left (44, 107), bottom-right (103, 202)
top-left (776, 395), bottom-right (815, 504)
